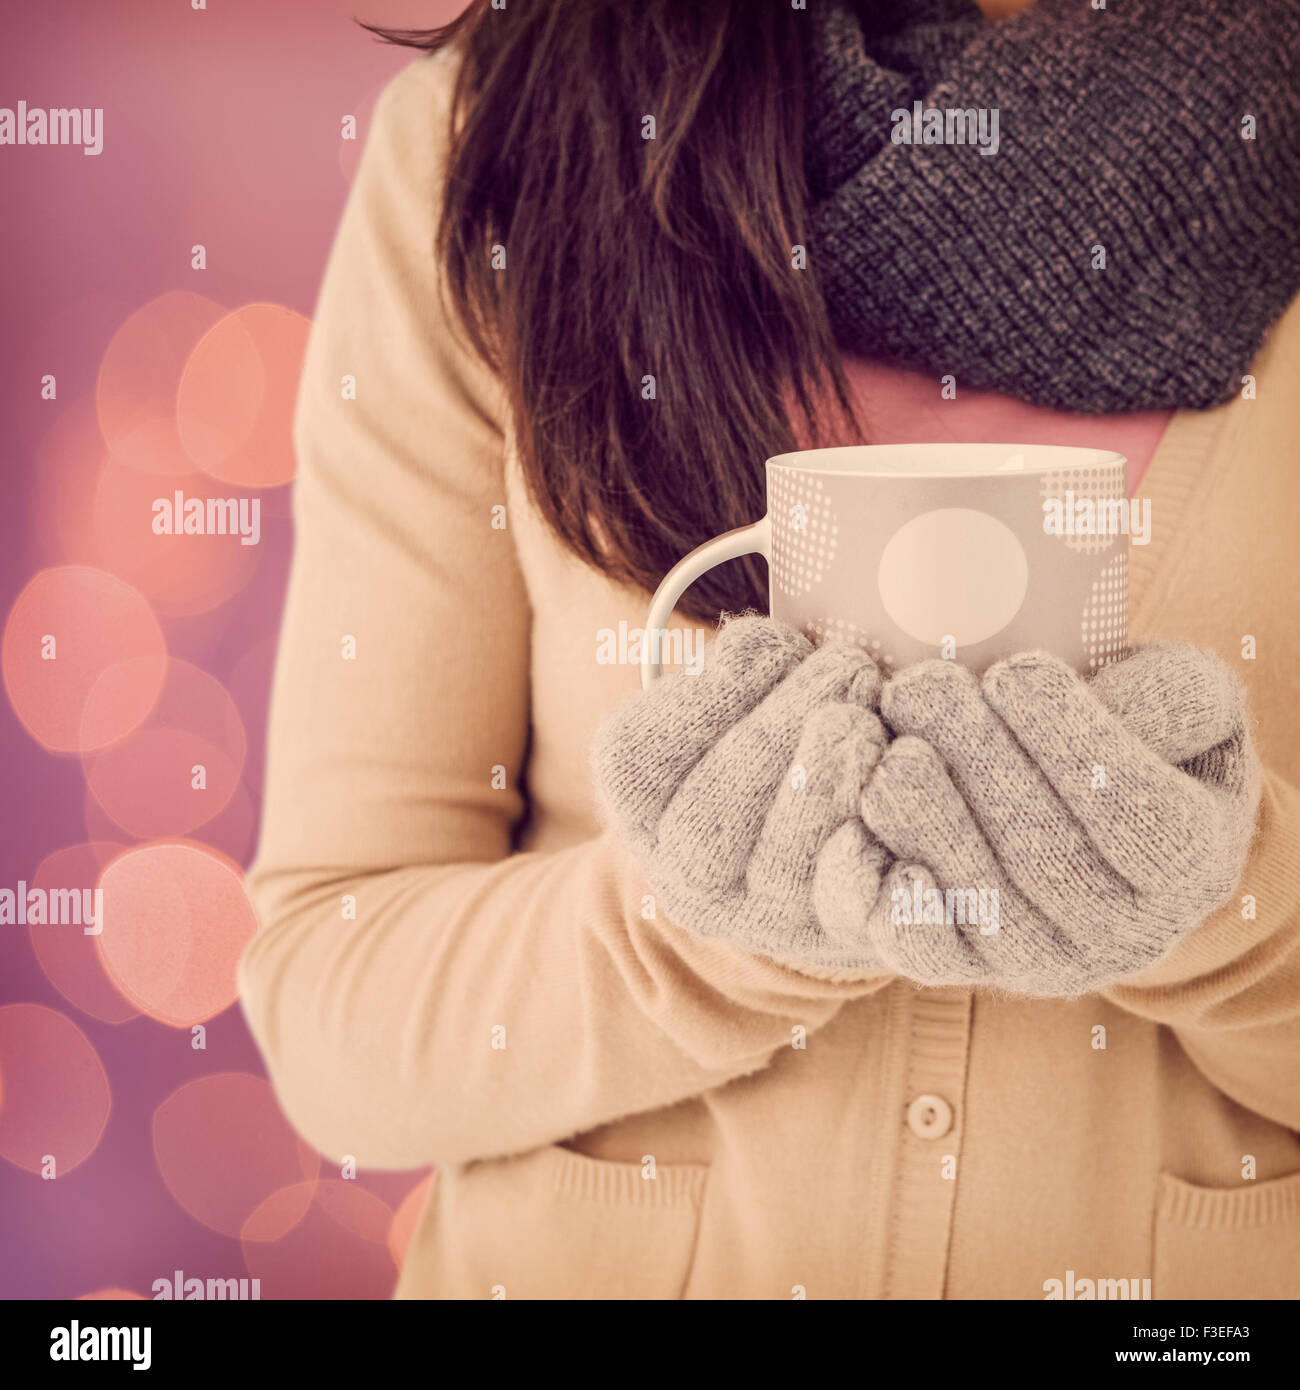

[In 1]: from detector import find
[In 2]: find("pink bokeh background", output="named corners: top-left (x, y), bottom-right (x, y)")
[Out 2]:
top-left (0, 0), bottom-right (460, 1300)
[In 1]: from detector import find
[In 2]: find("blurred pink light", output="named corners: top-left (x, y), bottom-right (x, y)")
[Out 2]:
top-left (96, 841), bottom-right (258, 1027)
top-left (97, 290), bottom-right (228, 477)
top-left (2, 566), bottom-right (167, 755)
top-left (83, 658), bottom-right (246, 840)
top-left (242, 1180), bottom-right (397, 1300)
top-left (387, 1172), bottom-right (435, 1271)
top-left (0, 1004), bottom-right (111, 1177)
top-left (152, 1072), bottom-right (320, 1239)
top-left (29, 842), bottom-right (138, 1025)
top-left (178, 303), bottom-right (310, 489)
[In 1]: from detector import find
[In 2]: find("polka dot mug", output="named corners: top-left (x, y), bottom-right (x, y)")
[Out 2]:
top-left (641, 444), bottom-right (1130, 687)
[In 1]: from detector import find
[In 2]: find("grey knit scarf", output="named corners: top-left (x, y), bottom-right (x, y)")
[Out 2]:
top-left (807, 0), bottom-right (1300, 413)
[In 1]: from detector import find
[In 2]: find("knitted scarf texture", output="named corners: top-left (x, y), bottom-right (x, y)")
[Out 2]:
top-left (807, 0), bottom-right (1300, 412)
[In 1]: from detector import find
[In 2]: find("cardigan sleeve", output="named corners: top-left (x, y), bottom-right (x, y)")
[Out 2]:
top-left (238, 53), bottom-right (890, 1172)
top-left (1103, 770), bottom-right (1300, 1132)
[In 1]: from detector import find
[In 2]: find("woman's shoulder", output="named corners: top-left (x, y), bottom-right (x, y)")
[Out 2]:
top-left (300, 39), bottom-right (511, 469)
top-left (380, 42), bottom-right (462, 107)
top-left (364, 45), bottom-right (465, 189)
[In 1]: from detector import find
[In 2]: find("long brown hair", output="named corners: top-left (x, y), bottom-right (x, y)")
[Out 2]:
top-left (365, 0), bottom-right (860, 620)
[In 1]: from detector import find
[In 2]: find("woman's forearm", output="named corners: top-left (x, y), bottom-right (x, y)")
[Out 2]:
top-left (241, 833), bottom-right (889, 1169)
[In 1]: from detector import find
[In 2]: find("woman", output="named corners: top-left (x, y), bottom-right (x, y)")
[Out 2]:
top-left (240, 0), bottom-right (1300, 1298)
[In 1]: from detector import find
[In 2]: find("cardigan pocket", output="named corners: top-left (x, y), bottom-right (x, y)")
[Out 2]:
top-left (1153, 1169), bottom-right (1300, 1300)
top-left (421, 1142), bottom-right (710, 1299)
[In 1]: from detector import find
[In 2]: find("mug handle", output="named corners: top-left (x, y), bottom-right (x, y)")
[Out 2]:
top-left (640, 516), bottom-right (771, 689)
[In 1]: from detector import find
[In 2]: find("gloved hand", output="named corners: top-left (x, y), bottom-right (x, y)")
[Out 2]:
top-left (819, 643), bottom-right (1262, 996)
top-left (590, 614), bottom-right (891, 970)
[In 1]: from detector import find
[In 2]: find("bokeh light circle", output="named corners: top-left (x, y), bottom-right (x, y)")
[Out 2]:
top-left (0, 1004), bottom-right (110, 1175)
top-left (29, 842), bottom-right (137, 1025)
top-left (177, 303), bottom-right (310, 488)
top-left (90, 456), bottom-right (261, 616)
top-left (97, 291), bottom-right (227, 477)
top-left (152, 1072), bottom-right (319, 1238)
top-left (2, 566), bottom-right (167, 754)
top-left (83, 659), bottom-right (246, 839)
top-left (241, 1181), bottom-right (397, 1300)
top-left (96, 842), bottom-right (258, 1027)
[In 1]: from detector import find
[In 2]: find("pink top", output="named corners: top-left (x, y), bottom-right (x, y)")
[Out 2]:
top-left (841, 356), bottom-right (1173, 497)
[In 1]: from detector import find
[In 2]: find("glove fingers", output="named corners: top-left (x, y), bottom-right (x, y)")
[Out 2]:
top-left (860, 736), bottom-right (1084, 985)
top-left (982, 651), bottom-right (1226, 895)
top-left (811, 818), bottom-right (890, 952)
top-left (880, 658), bottom-right (1133, 922)
top-left (591, 614), bottom-right (809, 847)
top-left (860, 736), bottom-right (1007, 896)
top-left (861, 855), bottom-right (1151, 998)
top-left (863, 863), bottom-right (990, 986)
top-left (1089, 643), bottom-right (1246, 765)
top-left (658, 641), bottom-right (881, 887)
top-left (747, 702), bottom-right (888, 909)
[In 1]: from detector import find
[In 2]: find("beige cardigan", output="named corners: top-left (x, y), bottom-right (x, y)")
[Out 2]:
top-left (240, 52), bottom-right (1300, 1300)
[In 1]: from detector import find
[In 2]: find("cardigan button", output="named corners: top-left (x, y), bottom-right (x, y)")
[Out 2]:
top-left (906, 1093), bottom-right (953, 1140)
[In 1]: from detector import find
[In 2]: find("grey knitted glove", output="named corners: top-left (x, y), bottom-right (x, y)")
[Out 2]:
top-left (821, 644), bottom-right (1262, 997)
top-left (590, 614), bottom-right (891, 970)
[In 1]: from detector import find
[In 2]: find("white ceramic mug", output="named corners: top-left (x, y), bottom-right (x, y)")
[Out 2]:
top-left (641, 443), bottom-right (1130, 687)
